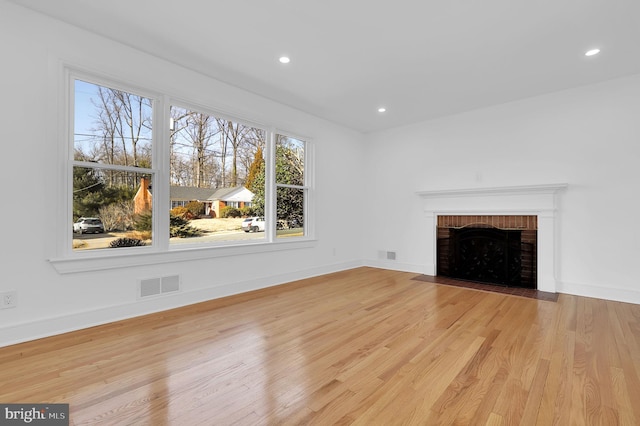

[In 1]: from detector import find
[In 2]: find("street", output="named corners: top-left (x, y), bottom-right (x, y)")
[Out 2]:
top-left (72, 228), bottom-right (303, 250)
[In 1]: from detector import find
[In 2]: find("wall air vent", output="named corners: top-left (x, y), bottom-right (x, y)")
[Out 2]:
top-left (139, 275), bottom-right (180, 298)
top-left (161, 275), bottom-right (180, 293)
top-left (139, 278), bottom-right (161, 298)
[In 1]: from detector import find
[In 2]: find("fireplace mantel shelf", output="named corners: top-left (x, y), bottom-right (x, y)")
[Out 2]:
top-left (416, 183), bottom-right (568, 198)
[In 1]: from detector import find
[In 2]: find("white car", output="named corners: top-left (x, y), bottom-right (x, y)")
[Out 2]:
top-left (241, 216), bottom-right (265, 232)
top-left (73, 217), bottom-right (105, 234)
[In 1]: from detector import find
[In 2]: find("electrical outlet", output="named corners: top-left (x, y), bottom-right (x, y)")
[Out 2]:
top-left (1, 290), bottom-right (17, 309)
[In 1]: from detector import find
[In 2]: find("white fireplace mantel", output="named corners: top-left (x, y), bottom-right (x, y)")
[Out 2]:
top-left (417, 184), bottom-right (567, 293)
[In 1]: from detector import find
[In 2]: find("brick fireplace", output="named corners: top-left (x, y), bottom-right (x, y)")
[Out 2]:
top-left (416, 184), bottom-right (567, 293)
top-left (437, 215), bottom-right (537, 288)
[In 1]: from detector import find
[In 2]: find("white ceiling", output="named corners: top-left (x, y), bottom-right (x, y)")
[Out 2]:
top-left (9, 0), bottom-right (640, 133)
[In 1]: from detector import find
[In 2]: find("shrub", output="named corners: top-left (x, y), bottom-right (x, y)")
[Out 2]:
top-left (220, 206), bottom-right (241, 218)
top-left (185, 201), bottom-right (205, 217)
top-left (170, 214), bottom-right (203, 238)
top-left (99, 201), bottom-right (134, 231)
top-left (109, 237), bottom-right (146, 248)
top-left (170, 206), bottom-right (192, 219)
top-left (170, 214), bottom-right (189, 228)
top-left (240, 206), bottom-right (255, 217)
top-left (131, 211), bottom-right (202, 238)
top-left (134, 211), bottom-right (152, 232)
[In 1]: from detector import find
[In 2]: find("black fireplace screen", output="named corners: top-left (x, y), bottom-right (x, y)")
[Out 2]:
top-left (437, 227), bottom-right (536, 288)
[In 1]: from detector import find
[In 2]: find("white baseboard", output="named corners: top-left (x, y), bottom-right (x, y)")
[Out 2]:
top-left (0, 260), bottom-right (363, 348)
top-left (363, 259), bottom-right (426, 275)
top-left (557, 281), bottom-right (640, 304)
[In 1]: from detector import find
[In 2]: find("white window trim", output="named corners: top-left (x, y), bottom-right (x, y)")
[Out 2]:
top-left (49, 65), bottom-right (316, 274)
top-left (274, 130), bottom-right (314, 239)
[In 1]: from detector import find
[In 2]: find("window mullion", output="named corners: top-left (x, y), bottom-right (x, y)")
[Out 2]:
top-left (265, 130), bottom-right (276, 242)
top-left (154, 95), bottom-right (170, 251)
top-left (61, 68), bottom-right (74, 257)
top-left (71, 161), bottom-right (154, 175)
top-left (275, 183), bottom-right (307, 190)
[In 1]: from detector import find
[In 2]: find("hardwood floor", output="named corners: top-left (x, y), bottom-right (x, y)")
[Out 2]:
top-left (1, 267), bottom-right (640, 425)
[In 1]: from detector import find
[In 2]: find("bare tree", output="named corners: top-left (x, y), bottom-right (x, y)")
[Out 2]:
top-left (168, 107), bottom-right (265, 189)
top-left (170, 109), bottom-right (222, 188)
top-left (217, 119), bottom-right (265, 187)
top-left (92, 86), bottom-right (152, 186)
top-left (169, 108), bottom-right (191, 185)
top-left (238, 127), bottom-right (266, 185)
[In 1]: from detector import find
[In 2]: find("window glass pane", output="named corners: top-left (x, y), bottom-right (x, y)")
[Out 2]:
top-left (275, 135), bottom-right (304, 186)
top-left (169, 106), bottom-right (266, 245)
top-left (276, 187), bottom-right (305, 238)
top-left (74, 80), bottom-right (153, 167)
top-left (275, 135), bottom-right (306, 239)
top-left (72, 167), bottom-right (152, 251)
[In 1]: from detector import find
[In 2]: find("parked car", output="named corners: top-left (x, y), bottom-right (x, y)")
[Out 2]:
top-left (241, 216), bottom-right (265, 232)
top-left (73, 217), bottom-right (105, 234)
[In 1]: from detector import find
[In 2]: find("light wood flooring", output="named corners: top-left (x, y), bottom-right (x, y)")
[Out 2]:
top-left (1, 267), bottom-right (640, 425)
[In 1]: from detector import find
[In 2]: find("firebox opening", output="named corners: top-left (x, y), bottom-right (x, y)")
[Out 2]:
top-left (436, 216), bottom-right (537, 289)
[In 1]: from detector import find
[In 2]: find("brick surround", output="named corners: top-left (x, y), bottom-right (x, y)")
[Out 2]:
top-left (437, 215), bottom-right (538, 288)
top-left (437, 215), bottom-right (538, 230)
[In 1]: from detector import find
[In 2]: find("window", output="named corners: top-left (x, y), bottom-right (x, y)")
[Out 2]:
top-left (169, 105), bottom-right (267, 245)
top-left (72, 79), bottom-right (154, 251)
top-left (63, 70), bottom-right (312, 261)
top-left (275, 134), bottom-right (307, 238)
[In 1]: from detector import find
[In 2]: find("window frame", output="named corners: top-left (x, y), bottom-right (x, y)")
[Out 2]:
top-left (273, 132), bottom-right (313, 239)
top-left (167, 98), bottom-right (272, 248)
top-left (49, 66), bottom-right (316, 274)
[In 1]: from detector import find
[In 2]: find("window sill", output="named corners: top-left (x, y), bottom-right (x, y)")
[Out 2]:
top-left (49, 238), bottom-right (317, 274)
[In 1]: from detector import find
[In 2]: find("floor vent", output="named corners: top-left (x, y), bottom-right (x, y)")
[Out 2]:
top-left (139, 275), bottom-right (180, 298)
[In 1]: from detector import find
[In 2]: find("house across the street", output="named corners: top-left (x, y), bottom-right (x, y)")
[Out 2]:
top-left (170, 185), bottom-right (254, 217)
top-left (134, 180), bottom-right (254, 217)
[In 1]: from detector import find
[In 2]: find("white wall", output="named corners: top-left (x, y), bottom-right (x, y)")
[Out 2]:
top-left (0, 2), bottom-right (366, 346)
top-left (364, 72), bottom-right (640, 303)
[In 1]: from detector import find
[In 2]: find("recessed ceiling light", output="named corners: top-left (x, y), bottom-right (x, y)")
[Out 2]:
top-left (279, 56), bottom-right (291, 64)
top-left (585, 48), bottom-right (600, 57)
top-left (378, 107), bottom-right (386, 113)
